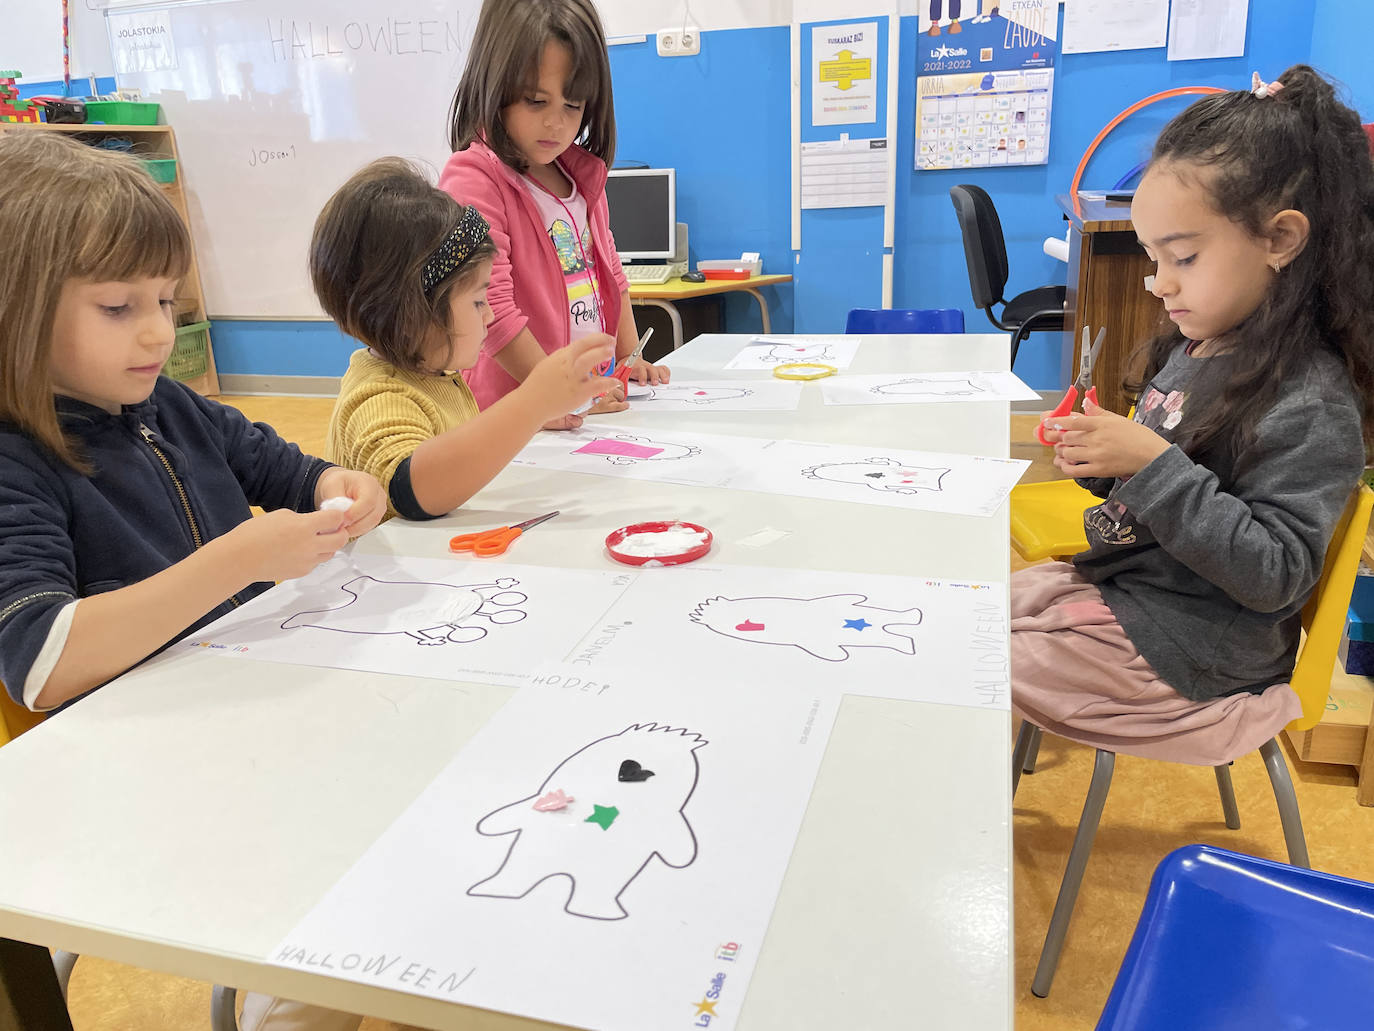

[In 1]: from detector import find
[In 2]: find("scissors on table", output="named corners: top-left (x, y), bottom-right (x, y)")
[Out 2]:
top-left (1036, 326), bottom-right (1107, 446)
top-left (449, 511), bottom-right (560, 558)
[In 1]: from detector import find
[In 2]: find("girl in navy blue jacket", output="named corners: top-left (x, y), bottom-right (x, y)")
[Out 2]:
top-left (0, 132), bottom-right (387, 715)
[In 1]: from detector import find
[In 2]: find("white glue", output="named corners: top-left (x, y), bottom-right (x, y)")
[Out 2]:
top-left (614, 525), bottom-right (708, 558)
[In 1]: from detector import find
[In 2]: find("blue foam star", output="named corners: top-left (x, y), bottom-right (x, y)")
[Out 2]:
top-left (843, 618), bottom-right (871, 631)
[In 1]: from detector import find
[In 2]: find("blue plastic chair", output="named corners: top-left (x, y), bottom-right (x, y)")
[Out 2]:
top-left (844, 308), bottom-right (965, 334)
top-left (1097, 844), bottom-right (1374, 1031)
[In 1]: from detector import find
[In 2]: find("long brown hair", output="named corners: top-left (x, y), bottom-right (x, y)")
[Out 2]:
top-left (1128, 65), bottom-right (1374, 462)
top-left (309, 158), bottom-right (496, 372)
top-left (0, 132), bottom-right (189, 471)
top-left (448, 0), bottom-right (616, 170)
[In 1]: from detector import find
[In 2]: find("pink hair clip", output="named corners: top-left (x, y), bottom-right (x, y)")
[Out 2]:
top-left (1251, 71), bottom-right (1285, 99)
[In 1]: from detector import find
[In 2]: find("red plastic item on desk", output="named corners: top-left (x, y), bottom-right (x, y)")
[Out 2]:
top-left (701, 269), bottom-right (751, 281)
top-left (604, 521), bottom-right (713, 567)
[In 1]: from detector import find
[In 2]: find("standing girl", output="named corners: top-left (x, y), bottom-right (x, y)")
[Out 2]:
top-left (1017, 65), bottom-right (1374, 761)
top-left (441, 0), bottom-right (670, 428)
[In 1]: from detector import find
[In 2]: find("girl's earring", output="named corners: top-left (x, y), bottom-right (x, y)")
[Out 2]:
top-left (1271, 262), bottom-right (1283, 273)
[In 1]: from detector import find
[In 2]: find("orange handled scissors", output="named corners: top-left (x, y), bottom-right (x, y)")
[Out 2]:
top-left (449, 511), bottom-right (559, 558)
top-left (1036, 326), bottom-right (1107, 446)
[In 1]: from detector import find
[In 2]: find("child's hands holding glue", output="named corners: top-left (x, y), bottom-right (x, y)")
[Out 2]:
top-left (1046, 398), bottom-right (1170, 478)
top-left (527, 334), bottom-right (624, 430)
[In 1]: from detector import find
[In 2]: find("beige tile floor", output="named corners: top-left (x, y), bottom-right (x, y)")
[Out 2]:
top-left (44, 403), bottom-right (1374, 1030)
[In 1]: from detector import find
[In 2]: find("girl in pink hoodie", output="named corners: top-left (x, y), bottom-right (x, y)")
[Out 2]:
top-left (440, 0), bottom-right (670, 428)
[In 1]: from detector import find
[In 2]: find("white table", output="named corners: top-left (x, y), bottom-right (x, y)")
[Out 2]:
top-left (0, 334), bottom-right (1013, 1031)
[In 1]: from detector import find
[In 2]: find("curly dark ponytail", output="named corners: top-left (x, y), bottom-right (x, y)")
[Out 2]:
top-left (1126, 65), bottom-right (1374, 461)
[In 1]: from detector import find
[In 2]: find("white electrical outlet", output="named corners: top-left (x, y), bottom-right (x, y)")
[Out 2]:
top-left (656, 27), bottom-right (700, 57)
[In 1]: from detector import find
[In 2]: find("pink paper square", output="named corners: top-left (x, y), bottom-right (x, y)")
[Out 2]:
top-left (575, 439), bottom-right (665, 459)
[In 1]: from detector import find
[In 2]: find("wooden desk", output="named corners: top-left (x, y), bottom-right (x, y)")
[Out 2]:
top-left (630, 274), bottom-right (793, 351)
top-left (0, 334), bottom-right (1010, 1030)
top-left (1057, 193), bottom-right (1161, 416)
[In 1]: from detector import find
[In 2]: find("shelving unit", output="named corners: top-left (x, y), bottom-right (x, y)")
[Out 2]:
top-left (0, 121), bottom-right (219, 395)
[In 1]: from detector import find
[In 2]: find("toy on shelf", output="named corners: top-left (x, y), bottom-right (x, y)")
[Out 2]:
top-left (0, 71), bottom-right (43, 124)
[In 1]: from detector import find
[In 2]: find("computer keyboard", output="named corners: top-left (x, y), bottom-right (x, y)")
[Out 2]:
top-left (622, 264), bottom-right (674, 284)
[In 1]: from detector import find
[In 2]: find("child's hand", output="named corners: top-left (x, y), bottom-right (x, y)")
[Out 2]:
top-left (624, 360), bottom-right (671, 386)
top-left (314, 467), bottom-right (387, 536)
top-left (1036, 408), bottom-right (1066, 445)
top-left (525, 334), bottom-right (618, 421)
top-left (543, 413), bottom-right (585, 431)
top-left (223, 509), bottom-right (352, 583)
top-left (1051, 399), bottom-right (1170, 477)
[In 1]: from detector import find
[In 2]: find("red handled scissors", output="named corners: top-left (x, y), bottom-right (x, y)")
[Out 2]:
top-left (449, 511), bottom-right (559, 558)
top-left (1036, 326), bottom-right (1106, 446)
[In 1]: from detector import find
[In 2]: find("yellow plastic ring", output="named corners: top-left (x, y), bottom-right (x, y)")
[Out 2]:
top-left (772, 362), bottom-right (838, 381)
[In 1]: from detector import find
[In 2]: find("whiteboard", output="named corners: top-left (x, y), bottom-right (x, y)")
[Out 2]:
top-left (112, 0), bottom-right (483, 317)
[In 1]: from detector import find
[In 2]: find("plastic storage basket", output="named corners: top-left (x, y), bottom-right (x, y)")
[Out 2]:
top-left (166, 321), bottom-right (210, 382)
top-left (83, 100), bottom-right (160, 125)
top-left (141, 157), bottom-right (177, 183)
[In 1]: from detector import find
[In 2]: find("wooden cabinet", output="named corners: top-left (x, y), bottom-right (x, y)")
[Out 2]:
top-left (0, 122), bottom-right (219, 395)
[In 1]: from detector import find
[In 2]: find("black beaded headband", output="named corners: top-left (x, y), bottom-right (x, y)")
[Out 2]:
top-left (420, 207), bottom-right (491, 296)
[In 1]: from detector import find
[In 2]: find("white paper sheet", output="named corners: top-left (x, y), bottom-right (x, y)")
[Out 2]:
top-left (800, 137), bottom-right (890, 209)
top-left (1063, 0), bottom-right (1169, 54)
top-left (627, 378), bottom-right (803, 412)
top-left (811, 20), bottom-right (879, 126)
top-left (183, 557), bottom-right (634, 685)
top-left (266, 682), bottom-right (840, 1031)
top-left (1167, 0), bottom-right (1249, 61)
top-left (556, 564), bottom-right (1010, 712)
top-left (513, 425), bottom-right (1029, 518)
top-left (819, 371), bottom-right (1039, 406)
top-left (724, 336), bottom-right (861, 370)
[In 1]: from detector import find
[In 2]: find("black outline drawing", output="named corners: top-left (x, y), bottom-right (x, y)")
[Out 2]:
top-left (801, 458), bottom-right (950, 495)
top-left (871, 376), bottom-right (986, 397)
top-left (572, 434), bottom-right (703, 466)
top-left (467, 723), bottom-right (706, 920)
top-left (281, 575), bottom-right (528, 646)
top-left (759, 343), bottom-right (837, 364)
top-left (638, 384), bottom-right (756, 405)
top-left (689, 593), bottom-right (922, 662)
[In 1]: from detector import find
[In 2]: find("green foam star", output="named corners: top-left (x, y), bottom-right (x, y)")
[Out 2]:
top-left (585, 804), bottom-right (619, 830)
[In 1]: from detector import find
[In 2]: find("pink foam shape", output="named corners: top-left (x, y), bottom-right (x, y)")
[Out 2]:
top-left (575, 439), bottom-right (665, 459)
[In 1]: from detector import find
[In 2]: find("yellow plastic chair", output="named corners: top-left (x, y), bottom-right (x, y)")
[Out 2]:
top-left (0, 685), bottom-right (44, 746)
top-left (1009, 479), bottom-right (1095, 563)
top-left (1014, 483), bottom-right (1374, 998)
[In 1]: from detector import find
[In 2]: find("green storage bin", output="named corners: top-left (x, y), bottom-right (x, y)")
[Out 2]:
top-left (141, 157), bottom-right (177, 183)
top-left (166, 321), bottom-right (210, 382)
top-left (83, 100), bottom-right (160, 125)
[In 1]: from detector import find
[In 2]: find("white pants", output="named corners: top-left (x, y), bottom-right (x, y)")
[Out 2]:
top-left (238, 992), bottom-right (363, 1031)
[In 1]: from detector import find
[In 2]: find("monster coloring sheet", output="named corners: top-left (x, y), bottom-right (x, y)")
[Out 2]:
top-left (514, 425), bottom-right (1028, 516)
top-left (183, 556), bottom-right (634, 686)
top-left (564, 564), bottom-right (1011, 711)
top-left (820, 371), bottom-right (1038, 406)
top-left (628, 378), bottom-right (803, 412)
top-left (266, 681), bottom-right (840, 1031)
top-left (723, 335), bottom-right (861, 370)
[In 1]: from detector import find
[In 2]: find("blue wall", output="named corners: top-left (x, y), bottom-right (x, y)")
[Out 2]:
top-left (1309, 6), bottom-right (1374, 119)
top-left (112, 0), bottom-right (1332, 387)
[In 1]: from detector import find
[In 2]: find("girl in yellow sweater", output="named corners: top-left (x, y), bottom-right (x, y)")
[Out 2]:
top-left (311, 158), bottom-right (612, 519)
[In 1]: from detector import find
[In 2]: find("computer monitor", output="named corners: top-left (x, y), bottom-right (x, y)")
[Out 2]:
top-left (605, 168), bottom-right (676, 261)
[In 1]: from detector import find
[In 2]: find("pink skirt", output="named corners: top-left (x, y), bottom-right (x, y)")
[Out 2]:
top-left (1012, 562), bottom-right (1301, 766)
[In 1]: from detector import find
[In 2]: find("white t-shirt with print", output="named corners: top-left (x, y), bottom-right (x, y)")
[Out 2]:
top-left (522, 170), bottom-right (604, 345)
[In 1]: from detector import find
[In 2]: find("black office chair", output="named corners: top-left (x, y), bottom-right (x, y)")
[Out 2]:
top-left (949, 184), bottom-right (1066, 369)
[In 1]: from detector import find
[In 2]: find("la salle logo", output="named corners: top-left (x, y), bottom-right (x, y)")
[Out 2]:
top-left (931, 45), bottom-right (968, 59)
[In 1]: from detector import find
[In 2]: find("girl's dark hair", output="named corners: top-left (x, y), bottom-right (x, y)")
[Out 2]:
top-left (1128, 64), bottom-right (1374, 460)
top-left (309, 158), bottom-right (496, 373)
top-left (447, 0), bottom-right (615, 169)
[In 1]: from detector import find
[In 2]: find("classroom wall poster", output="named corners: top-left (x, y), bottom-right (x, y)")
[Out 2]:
top-left (914, 0), bottom-right (1058, 170)
top-left (811, 20), bottom-right (879, 126)
top-left (106, 10), bottom-right (179, 74)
